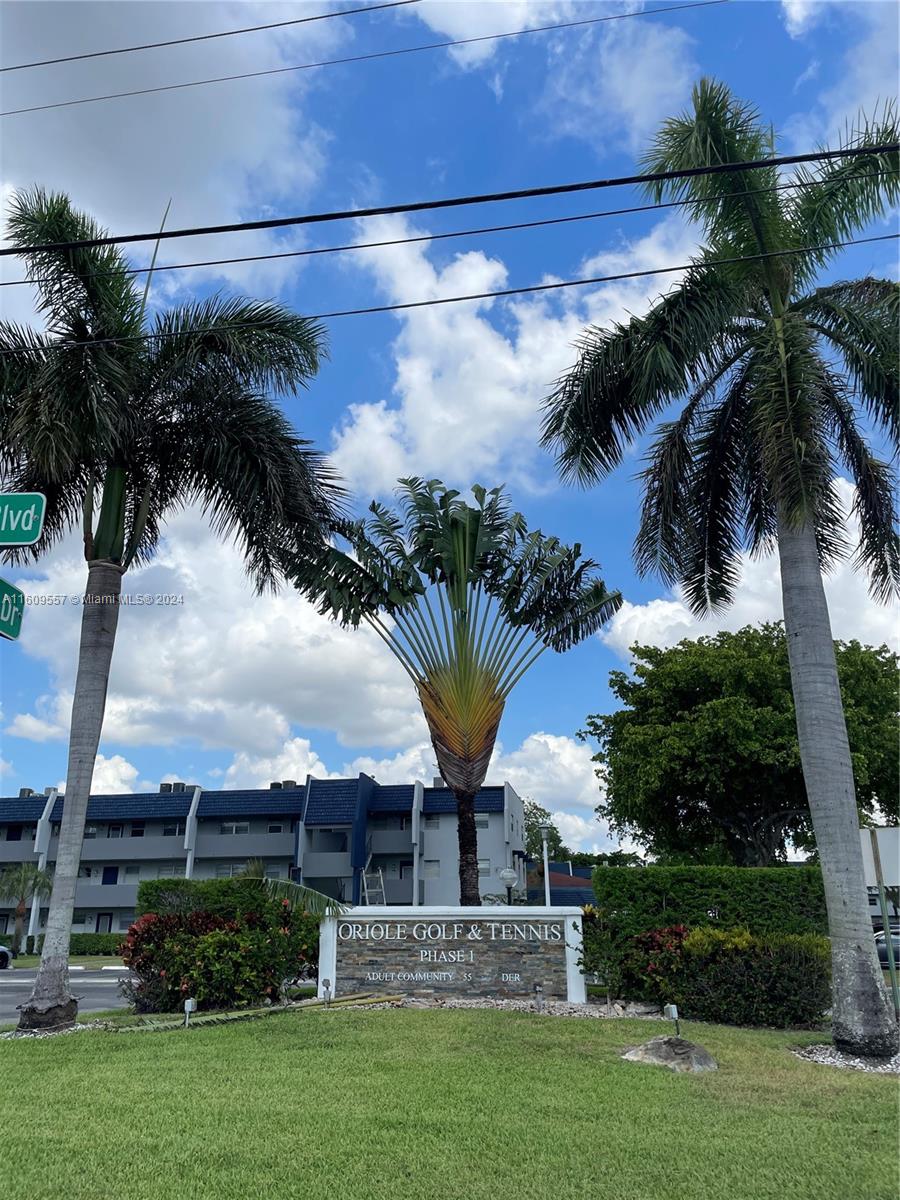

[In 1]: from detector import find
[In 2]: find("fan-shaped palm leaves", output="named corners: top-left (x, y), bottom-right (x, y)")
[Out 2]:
top-left (1, 189), bottom-right (341, 1029)
top-left (542, 80), bottom-right (899, 1057)
top-left (285, 478), bottom-right (621, 905)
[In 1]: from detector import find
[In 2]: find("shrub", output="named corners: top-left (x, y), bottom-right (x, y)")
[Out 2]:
top-left (120, 898), bottom-right (319, 1013)
top-left (69, 932), bottom-right (123, 956)
top-left (592, 866), bottom-right (827, 939)
top-left (136, 876), bottom-right (298, 920)
top-left (669, 927), bottom-right (831, 1027)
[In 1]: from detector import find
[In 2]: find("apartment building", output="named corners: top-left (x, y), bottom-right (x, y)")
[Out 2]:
top-left (0, 775), bottom-right (526, 937)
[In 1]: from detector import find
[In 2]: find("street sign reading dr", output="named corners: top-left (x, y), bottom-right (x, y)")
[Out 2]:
top-left (0, 577), bottom-right (25, 641)
top-left (0, 492), bottom-right (46, 546)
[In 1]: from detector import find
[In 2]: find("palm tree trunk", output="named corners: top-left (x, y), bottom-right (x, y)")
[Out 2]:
top-left (13, 899), bottom-right (26, 956)
top-left (777, 514), bottom-right (897, 1058)
top-left (455, 792), bottom-right (482, 906)
top-left (17, 560), bottom-right (124, 1031)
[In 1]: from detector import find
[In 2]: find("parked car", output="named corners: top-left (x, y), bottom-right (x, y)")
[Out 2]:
top-left (0, 944), bottom-right (11, 970)
top-left (875, 930), bottom-right (900, 969)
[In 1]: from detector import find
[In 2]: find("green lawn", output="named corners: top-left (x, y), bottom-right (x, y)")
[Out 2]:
top-left (1, 1010), bottom-right (895, 1200)
top-left (9, 955), bottom-right (124, 970)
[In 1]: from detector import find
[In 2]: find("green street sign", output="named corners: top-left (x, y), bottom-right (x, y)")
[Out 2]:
top-left (0, 492), bottom-right (46, 546)
top-left (0, 576), bottom-right (25, 641)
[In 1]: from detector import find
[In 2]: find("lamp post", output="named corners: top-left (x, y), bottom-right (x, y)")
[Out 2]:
top-left (539, 823), bottom-right (551, 907)
top-left (498, 867), bottom-right (518, 906)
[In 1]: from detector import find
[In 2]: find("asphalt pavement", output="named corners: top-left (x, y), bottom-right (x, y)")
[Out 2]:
top-left (0, 967), bottom-right (131, 1022)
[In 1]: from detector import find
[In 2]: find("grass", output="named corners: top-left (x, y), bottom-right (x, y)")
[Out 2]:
top-left (9, 955), bottom-right (124, 970)
top-left (1, 1009), bottom-right (896, 1200)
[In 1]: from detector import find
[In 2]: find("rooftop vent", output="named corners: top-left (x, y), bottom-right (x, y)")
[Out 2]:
top-left (18, 787), bottom-right (34, 798)
top-left (432, 777), bottom-right (446, 789)
top-left (282, 779), bottom-right (297, 790)
top-left (160, 783), bottom-right (173, 793)
top-left (269, 781), bottom-right (283, 790)
top-left (172, 781), bottom-right (186, 792)
top-left (43, 786), bottom-right (54, 795)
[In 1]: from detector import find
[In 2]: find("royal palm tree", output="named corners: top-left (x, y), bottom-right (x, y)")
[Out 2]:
top-left (542, 80), bottom-right (899, 1056)
top-left (285, 478), bottom-right (620, 904)
top-left (0, 862), bottom-right (52, 955)
top-left (1, 189), bottom-right (341, 1029)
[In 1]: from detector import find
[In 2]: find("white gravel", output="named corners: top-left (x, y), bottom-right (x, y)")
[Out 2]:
top-left (1, 1020), bottom-right (108, 1040)
top-left (347, 996), bottom-right (662, 1019)
top-left (792, 1044), bottom-right (900, 1074)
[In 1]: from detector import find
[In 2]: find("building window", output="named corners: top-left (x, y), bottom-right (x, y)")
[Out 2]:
top-left (265, 867), bottom-right (282, 879)
top-left (424, 815), bottom-right (440, 829)
top-left (108, 824), bottom-right (123, 839)
top-left (118, 911), bottom-right (135, 930)
top-left (423, 860), bottom-right (440, 879)
top-left (83, 825), bottom-right (99, 840)
top-left (157, 863), bottom-right (181, 878)
top-left (220, 821), bottom-right (249, 836)
top-left (475, 817), bottom-right (489, 830)
top-left (130, 822), bottom-right (145, 838)
top-left (215, 862), bottom-right (247, 878)
top-left (124, 865), bottom-right (140, 880)
top-left (163, 821), bottom-right (186, 837)
top-left (101, 866), bottom-right (118, 886)
top-left (5, 824), bottom-right (23, 842)
top-left (72, 910), bottom-right (87, 925)
top-left (77, 865), bottom-right (94, 879)
top-left (478, 859), bottom-right (491, 877)
top-left (267, 823), bottom-right (284, 834)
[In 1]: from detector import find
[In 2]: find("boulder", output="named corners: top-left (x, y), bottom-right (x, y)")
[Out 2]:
top-left (621, 1035), bottom-right (718, 1073)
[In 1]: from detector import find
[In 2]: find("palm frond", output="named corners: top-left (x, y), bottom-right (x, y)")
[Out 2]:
top-left (794, 278), bottom-right (900, 443)
top-left (240, 868), bottom-right (345, 918)
top-left (149, 297), bottom-right (327, 396)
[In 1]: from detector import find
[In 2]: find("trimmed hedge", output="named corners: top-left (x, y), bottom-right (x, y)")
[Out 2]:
top-left (68, 933), bottom-right (123, 955)
top-left (137, 876), bottom-right (289, 918)
top-left (592, 865), bottom-right (826, 938)
top-left (671, 927), bottom-right (831, 1027)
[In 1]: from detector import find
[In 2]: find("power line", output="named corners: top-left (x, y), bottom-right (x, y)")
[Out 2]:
top-left (1, 234), bottom-right (894, 355)
top-left (4, 172), bottom-right (891, 291)
top-left (1, 2), bottom-right (728, 118)
top-left (3, 145), bottom-right (895, 259)
top-left (0, 0), bottom-right (422, 73)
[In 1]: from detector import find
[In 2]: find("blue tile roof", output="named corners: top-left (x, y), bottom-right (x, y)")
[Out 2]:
top-left (197, 789), bottom-right (305, 818)
top-left (0, 796), bottom-right (49, 821)
top-left (369, 784), bottom-right (415, 813)
top-left (303, 778), bottom-right (358, 825)
top-left (50, 793), bottom-right (193, 822)
top-left (423, 786), bottom-right (505, 814)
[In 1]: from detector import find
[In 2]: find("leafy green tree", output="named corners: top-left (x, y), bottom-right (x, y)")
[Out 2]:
top-left (582, 625), bottom-right (898, 866)
top-left (523, 799), bottom-right (570, 861)
top-left (542, 80), bottom-right (899, 1055)
top-left (286, 478), bottom-right (620, 904)
top-left (0, 863), bottom-right (53, 955)
top-left (1, 190), bottom-right (339, 1030)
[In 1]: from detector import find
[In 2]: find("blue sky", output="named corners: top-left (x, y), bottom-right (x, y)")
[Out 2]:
top-left (1, 0), bottom-right (898, 850)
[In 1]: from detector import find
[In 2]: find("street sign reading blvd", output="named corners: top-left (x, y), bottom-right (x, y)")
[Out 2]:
top-left (0, 492), bottom-right (46, 546)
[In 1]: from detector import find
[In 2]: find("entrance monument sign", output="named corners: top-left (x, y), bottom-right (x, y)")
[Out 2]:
top-left (319, 905), bottom-right (586, 1002)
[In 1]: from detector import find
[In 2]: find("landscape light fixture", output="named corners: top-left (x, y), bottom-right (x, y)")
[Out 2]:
top-left (322, 979), bottom-right (332, 1008)
top-left (533, 981), bottom-right (545, 1014)
top-left (663, 1003), bottom-right (680, 1037)
top-left (498, 867), bottom-right (518, 905)
top-left (183, 997), bottom-right (196, 1028)
top-left (539, 824), bottom-right (551, 906)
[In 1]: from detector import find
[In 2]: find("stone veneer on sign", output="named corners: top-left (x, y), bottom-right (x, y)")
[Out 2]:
top-left (319, 906), bottom-right (586, 1002)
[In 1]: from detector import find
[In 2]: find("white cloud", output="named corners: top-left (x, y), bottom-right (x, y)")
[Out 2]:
top-left (224, 737), bottom-right (338, 790)
top-left (538, 15), bottom-right (696, 153)
top-left (6, 507), bottom-right (424, 755)
top-left (408, 1), bottom-right (577, 68)
top-left (56, 752), bottom-right (140, 795)
top-left (601, 480), bottom-right (900, 658)
top-left (785, 3), bottom-right (899, 146)
top-left (0, 1), bottom-right (352, 310)
top-left (780, 0), bottom-right (828, 38)
top-left (0, 757), bottom-right (12, 781)
top-left (331, 213), bottom-right (699, 496)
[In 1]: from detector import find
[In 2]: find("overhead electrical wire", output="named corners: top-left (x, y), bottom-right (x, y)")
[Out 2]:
top-left (2, 171), bottom-right (892, 291)
top-left (0, 1), bottom-right (728, 118)
top-left (2, 144), bottom-right (895, 259)
top-left (1, 233), bottom-right (894, 355)
top-left (0, 0), bottom-right (422, 73)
